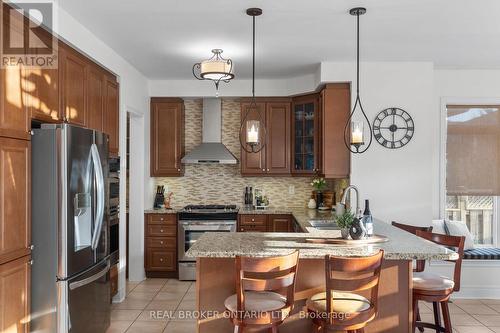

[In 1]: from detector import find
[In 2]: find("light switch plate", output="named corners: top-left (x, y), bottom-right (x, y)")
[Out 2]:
top-left (288, 185), bottom-right (295, 195)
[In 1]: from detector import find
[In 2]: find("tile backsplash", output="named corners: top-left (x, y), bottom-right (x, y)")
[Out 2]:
top-left (154, 98), bottom-right (347, 208)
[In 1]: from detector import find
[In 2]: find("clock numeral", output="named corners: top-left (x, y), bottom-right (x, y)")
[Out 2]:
top-left (391, 142), bottom-right (395, 149)
top-left (373, 126), bottom-right (380, 131)
top-left (374, 133), bottom-right (382, 140)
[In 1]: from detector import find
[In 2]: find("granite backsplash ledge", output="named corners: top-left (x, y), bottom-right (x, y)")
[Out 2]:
top-left (153, 98), bottom-right (348, 208)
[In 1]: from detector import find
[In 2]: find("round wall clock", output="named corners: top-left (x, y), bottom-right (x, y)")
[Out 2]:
top-left (372, 108), bottom-right (414, 149)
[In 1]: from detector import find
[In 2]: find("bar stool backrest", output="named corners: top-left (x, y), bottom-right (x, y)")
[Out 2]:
top-left (235, 250), bottom-right (300, 313)
top-left (324, 250), bottom-right (384, 325)
top-left (415, 231), bottom-right (465, 292)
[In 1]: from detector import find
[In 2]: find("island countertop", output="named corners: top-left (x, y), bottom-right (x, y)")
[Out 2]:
top-left (186, 208), bottom-right (457, 261)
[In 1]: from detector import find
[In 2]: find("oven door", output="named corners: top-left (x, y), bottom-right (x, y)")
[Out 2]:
top-left (178, 221), bottom-right (236, 262)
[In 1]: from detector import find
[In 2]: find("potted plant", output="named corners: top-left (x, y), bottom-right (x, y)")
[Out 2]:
top-left (336, 210), bottom-right (355, 239)
top-left (311, 178), bottom-right (327, 208)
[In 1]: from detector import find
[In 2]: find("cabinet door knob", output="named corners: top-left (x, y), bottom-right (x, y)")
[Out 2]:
top-left (28, 245), bottom-right (35, 250)
top-left (262, 168), bottom-right (265, 172)
top-left (160, 241), bottom-right (164, 245)
top-left (267, 168), bottom-right (270, 172)
top-left (160, 258), bottom-right (164, 262)
top-left (160, 229), bottom-right (164, 233)
top-left (177, 168), bottom-right (181, 172)
top-left (251, 218), bottom-right (255, 222)
top-left (160, 218), bottom-right (164, 221)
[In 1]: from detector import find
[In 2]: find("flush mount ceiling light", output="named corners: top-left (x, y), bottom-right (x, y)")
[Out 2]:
top-left (239, 7), bottom-right (267, 154)
top-left (344, 7), bottom-right (373, 154)
top-left (192, 49), bottom-right (234, 97)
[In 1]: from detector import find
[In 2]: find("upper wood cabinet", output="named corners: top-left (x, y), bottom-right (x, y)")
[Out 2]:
top-left (321, 83), bottom-right (351, 178)
top-left (0, 138), bottom-right (30, 265)
top-left (0, 4), bottom-right (30, 140)
top-left (0, 256), bottom-right (31, 333)
top-left (291, 94), bottom-right (321, 176)
top-left (150, 98), bottom-right (184, 177)
top-left (266, 102), bottom-right (291, 175)
top-left (241, 99), bottom-right (291, 176)
top-left (25, 27), bottom-right (60, 123)
top-left (59, 42), bottom-right (87, 127)
top-left (104, 77), bottom-right (119, 156)
top-left (86, 66), bottom-right (105, 132)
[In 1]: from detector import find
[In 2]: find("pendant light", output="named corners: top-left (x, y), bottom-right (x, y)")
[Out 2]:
top-left (344, 7), bottom-right (373, 154)
top-left (192, 49), bottom-right (234, 97)
top-left (239, 8), bottom-right (266, 153)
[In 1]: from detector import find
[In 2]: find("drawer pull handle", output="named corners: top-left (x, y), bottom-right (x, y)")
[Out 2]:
top-left (160, 229), bottom-right (164, 232)
top-left (160, 258), bottom-right (164, 262)
top-left (160, 218), bottom-right (164, 221)
top-left (160, 241), bottom-right (164, 245)
top-left (251, 218), bottom-right (255, 222)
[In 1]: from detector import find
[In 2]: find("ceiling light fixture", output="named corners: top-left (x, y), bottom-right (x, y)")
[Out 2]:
top-left (239, 8), bottom-right (267, 154)
top-left (344, 7), bottom-right (373, 154)
top-left (192, 49), bottom-right (234, 97)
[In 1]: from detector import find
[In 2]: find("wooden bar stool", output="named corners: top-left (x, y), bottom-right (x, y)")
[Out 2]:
top-left (306, 250), bottom-right (384, 333)
top-left (413, 231), bottom-right (465, 333)
top-left (224, 251), bottom-right (299, 333)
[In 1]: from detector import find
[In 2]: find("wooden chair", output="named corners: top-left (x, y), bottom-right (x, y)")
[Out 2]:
top-left (413, 231), bottom-right (465, 333)
top-left (306, 250), bottom-right (384, 333)
top-left (392, 221), bottom-right (434, 333)
top-left (224, 251), bottom-right (299, 333)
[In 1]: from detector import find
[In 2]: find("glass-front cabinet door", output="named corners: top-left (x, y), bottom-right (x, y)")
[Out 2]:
top-left (291, 94), bottom-right (320, 175)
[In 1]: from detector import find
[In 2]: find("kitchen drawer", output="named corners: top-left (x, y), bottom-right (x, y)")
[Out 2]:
top-left (147, 214), bottom-right (176, 225)
top-left (146, 237), bottom-right (176, 249)
top-left (146, 225), bottom-right (176, 237)
top-left (239, 215), bottom-right (267, 226)
top-left (146, 249), bottom-right (176, 271)
top-left (239, 224), bottom-right (267, 232)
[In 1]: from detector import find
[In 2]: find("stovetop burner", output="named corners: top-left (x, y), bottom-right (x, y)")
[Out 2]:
top-left (183, 204), bottom-right (237, 212)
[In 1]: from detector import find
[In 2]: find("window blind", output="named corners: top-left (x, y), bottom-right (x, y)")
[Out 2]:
top-left (446, 105), bottom-right (500, 196)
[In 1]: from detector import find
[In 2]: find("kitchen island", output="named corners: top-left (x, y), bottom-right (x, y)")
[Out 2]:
top-left (186, 209), bottom-right (457, 333)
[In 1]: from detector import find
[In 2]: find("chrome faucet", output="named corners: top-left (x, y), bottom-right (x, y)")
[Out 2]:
top-left (341, 185), bottom-right (362, 217)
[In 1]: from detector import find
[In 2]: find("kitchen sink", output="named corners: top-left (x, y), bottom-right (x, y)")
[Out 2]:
top-left (308, 220), bottom-right (340, 230)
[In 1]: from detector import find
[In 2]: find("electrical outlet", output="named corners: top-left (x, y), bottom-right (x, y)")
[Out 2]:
top-left (288, 185), bottom-right (295, 195)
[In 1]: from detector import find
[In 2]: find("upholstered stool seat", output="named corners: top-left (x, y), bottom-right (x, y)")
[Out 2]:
top-left (306, 291), bottom-right (371, 314)
top-left (413, 272), bottom-right (455, 292)
top-left (225, 291), bottom-right (287, 313)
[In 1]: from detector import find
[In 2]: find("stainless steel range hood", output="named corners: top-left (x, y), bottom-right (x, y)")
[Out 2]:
top-left (181, 98), bottom-right (238, 164)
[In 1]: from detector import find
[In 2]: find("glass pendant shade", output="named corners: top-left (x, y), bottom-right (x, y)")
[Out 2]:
top-left (351, 121), bottom-right (364, 144)
top-left (192, 49), bottom-right (234, 95)
top-left (246, 120), bottom-right (260, 145)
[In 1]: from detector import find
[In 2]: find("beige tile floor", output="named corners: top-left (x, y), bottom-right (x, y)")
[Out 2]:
top-left (109, 278), bottom-right (500, 333)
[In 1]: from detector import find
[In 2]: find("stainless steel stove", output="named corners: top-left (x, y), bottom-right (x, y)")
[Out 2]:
top-left (178, 204), bottom-right (238, 280)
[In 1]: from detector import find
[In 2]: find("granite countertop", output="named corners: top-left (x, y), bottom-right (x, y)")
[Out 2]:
top-left (144, 208), bottom-right (181, 214)
top-left (186, 208), bottom-right (458, 261)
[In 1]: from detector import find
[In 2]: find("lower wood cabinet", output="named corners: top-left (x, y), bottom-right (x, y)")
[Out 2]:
top-left (0, 138), bottom-right (30, 265)
top-left (0, 255), bottom-right (30, 333)
top-left (110, 264), bottom-right (118, 298)
top-left (238, 214), bottom-right (294, 233)
top-left (144, 214), bottom-right (177, 278)
top-left (268, 215), bottom-right (293, 232)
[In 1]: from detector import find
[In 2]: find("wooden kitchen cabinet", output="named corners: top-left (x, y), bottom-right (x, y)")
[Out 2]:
top-left (86, 66), bottom-right (105, 132)
top-left (268, 215), bottom-right (292, 232)
top-left (0, 255), bottom-right (31, 333)
top-left (25, 26), bottom-right (60, 124)
top-left (150, 98), bottom-right (184, 177)
top-left (0, 138), bottom-right (30, 265)
top-left (104, 76), bottom-right (119, 156)
top-left (240, 99), bottom-right (291, 176)
top-left (144, 214), bottom-right (177, 277)
top-left (321, 83), bottom-right (351, 178)
top-left (0, 4), bottom-right (30, 140)
top-left (291, 94), bottom-right (321, 175)
top-left (238, 214), bottom-right (268, 232)
top-left (59, 42), bottom-right (87, 127)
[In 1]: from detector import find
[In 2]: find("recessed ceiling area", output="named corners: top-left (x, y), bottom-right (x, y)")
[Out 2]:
top-left (59, 0), bottom-right (500, 80)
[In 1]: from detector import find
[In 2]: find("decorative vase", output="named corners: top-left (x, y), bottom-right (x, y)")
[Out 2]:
top-left (341, 228), bottom-right (350, 239)
top-left (308, 198), bottom-right (317, 209)
top-left (314, 191), bottom-right (324, 209)
top-left (349, 218), bottom-right (366, 240)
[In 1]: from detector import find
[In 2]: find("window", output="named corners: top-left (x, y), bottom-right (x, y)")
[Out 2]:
top-left (445, 105), bottom-right (500, 247)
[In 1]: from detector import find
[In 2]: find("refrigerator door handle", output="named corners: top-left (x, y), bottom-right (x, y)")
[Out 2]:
top-left (69, 261), bottom-right (110, 290)
top-left (90, 144), bottom-right (105, 250)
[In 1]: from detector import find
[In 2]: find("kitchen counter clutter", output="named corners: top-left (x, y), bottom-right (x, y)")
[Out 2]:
top-left (187, 208), bottom-right (457, 261)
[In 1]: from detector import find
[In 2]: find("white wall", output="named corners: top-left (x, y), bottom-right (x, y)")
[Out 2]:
top-left (53, 5), bottom-right (150, 298)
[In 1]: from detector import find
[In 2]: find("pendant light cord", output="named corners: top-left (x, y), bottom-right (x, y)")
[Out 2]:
top-left (252, 15), bottom-right (256, 98)
top-left (356, 12), bottom-right (360, 96)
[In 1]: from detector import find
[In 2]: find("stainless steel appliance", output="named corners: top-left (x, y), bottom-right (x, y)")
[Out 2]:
top-left (31, 124), bottom-right (111, 333)
top-left (108, 157), bottom-right (120, 265)
top-left (178, 205), bottom-right (238, 280)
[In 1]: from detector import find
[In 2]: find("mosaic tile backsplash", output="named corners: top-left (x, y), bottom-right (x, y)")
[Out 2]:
top-left (154, 98), bottom-right (346, 208)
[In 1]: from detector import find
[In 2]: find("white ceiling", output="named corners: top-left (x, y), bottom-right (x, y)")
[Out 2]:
top-left (59, 0), bottom-right (500, 80)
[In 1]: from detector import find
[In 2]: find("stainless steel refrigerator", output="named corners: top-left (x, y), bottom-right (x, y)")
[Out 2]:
top-left (31, 124), bottom-right (111, 333)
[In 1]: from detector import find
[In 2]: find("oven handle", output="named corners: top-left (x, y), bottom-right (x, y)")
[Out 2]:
top-left (180, 220), bottom-right (237, 226)
top-left (181, 225), bottom-right (235, 231)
